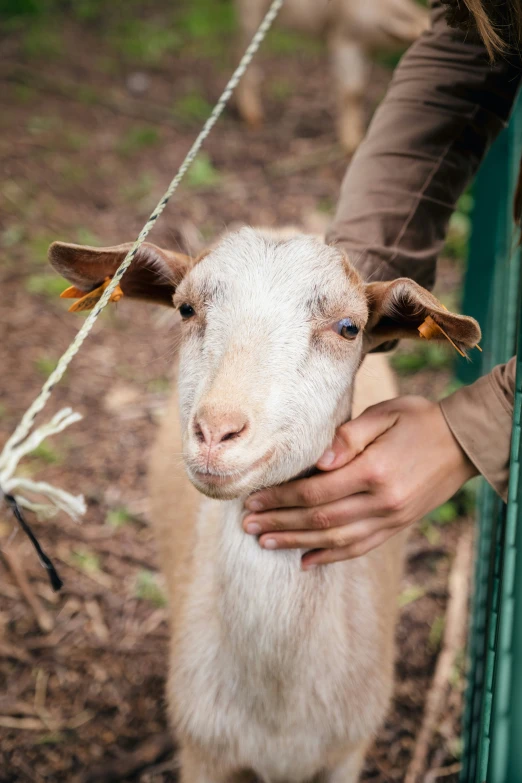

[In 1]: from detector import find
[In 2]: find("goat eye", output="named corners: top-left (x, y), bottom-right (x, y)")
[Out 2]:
top-left (179, 303), bottom-right (195, 319)
top-left (335, 317), bottom-right (359, 339)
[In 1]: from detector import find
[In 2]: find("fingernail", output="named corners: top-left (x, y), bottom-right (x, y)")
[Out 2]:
top-left (246, 522), bottom-right (261, 535)
top-left (246, 498), bottom-right (264, 511)
top-left (318, 450), bottom-right (335, 467)
top-left (262, 538), bottom-right (278, 550)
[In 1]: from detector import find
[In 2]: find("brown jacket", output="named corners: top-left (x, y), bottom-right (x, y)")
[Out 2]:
top-left (327, 0), bottom-right (521, 501)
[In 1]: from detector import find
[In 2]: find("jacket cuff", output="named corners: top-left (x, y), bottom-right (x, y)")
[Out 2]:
top-left (439, 374), bottom-right (512, 502)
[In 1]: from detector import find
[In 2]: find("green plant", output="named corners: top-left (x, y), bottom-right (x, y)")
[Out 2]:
top-left (70, 548), bottom-right (101, 574)
top-left (390, 342), bottom-right (453, 375)
top-left (58, 160), bottom-right (89, 184)
top-left (147, 377), bottom-right (170, 393)
top-left (419, 519), bottom-right (441, 545)
top-left (176, 0), bottom-right (235, 57)
top-left (29, 442), bottom-right (62, 465)
top-left (76, 85), bottom-right (100, 105)
top-left (76, 227), bottom-right (100, 246)
top-left (429, 614), bottom-right (445, 652)
top-left (14, 84), bottom-right (35, 103)
top-left (269, 77), bottom-right (294, 101)
top-left (444, 190), bottom-right (474, 263)
top-left (35, 732), bottom-right (65, 745)
top-left (26, 273), bottom-right (66, 298)
top-left (134, 570), bottom-right (167, 607)
top-left (63, 130), bottom-right (89, 152)
top-left (425, 500), bottom-right (459, 526)
top-left (119, 172), bottom-right (156, 204)
top-left (111, 20), bottom-right (181, 65)
top-left (266, 28), bottom-right (322, 56)
top-left (116, 126), bottom-right (160, 157)
top-left (34, 355), bottom-right (59, 377)
top-left (316, 196), bottom-right (335, 215)
top-left (1, 224), bottom-right (24, 247)
top-left (22, 24), bottom-right (63, 59)
top-left (172, 92), bottom-right (213, 124)
top-left (185, 153), bottom-right (221, 189)
top-left (372, 47), bottom-right (406, 71)
top-left (27, 232), bottom-right (57, 264)
top-left (398, 585), bottom-right (426, 608)
top-left (27, 115), bottom-right (59, 135)
top-left (106, 506), bottom-right (136, 528)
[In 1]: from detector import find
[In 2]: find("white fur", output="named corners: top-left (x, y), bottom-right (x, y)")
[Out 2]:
top-left (149, 229), bottom-right (404, 783)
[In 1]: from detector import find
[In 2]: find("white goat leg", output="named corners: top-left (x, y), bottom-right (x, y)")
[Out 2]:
top-left (326, 742), bottom-right (370, 783)
top-left (329, 35), bottom-right (370, 154)
top-left (178, 746), bottom-right (224, 783)
top-left (235, 0), bottom-right (265, 126)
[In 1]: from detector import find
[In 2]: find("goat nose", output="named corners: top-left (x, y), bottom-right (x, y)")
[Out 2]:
top-left (194, 410), bottom-right (249, 447)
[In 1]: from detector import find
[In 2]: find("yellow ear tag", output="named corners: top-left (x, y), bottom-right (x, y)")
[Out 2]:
top-left (418, 305), bottom-right (482, 357)
top-left (60, 277), bottom-right (124, 313)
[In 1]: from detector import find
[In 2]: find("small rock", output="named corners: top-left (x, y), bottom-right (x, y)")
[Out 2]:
top-left (126, 72), bottom-right (150, 95)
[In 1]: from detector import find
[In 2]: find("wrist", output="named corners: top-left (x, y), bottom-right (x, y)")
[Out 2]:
top-left (436, 401), bottom-right (479, 485)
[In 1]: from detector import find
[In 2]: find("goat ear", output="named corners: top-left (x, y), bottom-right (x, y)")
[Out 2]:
top-left (364, 278), bottom-right (481, 355)
top-left (48, 241), bottom-right (191, 307)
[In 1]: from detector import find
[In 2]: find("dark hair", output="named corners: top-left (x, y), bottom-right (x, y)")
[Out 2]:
top-left (442, 0), bottom-right (522, 59)
top-left (443, 0), bottom-right (522, 227)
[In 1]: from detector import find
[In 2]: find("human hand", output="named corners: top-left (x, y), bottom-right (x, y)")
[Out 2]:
top-left (243, 396), bottom-right (478, 569)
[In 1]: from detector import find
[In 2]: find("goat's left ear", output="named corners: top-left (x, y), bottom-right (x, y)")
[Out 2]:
top-left (364, 278), bottom-right (481, 355)
top-left (48, 241), bottom-right (191, 308)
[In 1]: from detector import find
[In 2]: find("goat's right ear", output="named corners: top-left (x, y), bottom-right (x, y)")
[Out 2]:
top-left (48, 241), bottom-right (191, 307)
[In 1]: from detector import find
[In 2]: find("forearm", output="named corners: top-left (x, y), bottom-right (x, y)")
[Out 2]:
top-left (327, 0), bottom-right (521, 288)
top-left (440, 357), bottom-right (517, 500)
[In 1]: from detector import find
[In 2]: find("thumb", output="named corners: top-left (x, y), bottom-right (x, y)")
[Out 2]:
top-left (316, 403), bottom-right (400, 471)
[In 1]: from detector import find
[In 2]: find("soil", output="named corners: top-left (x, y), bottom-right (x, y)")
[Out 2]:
top-left (0, 6), bottom-right (471, 782)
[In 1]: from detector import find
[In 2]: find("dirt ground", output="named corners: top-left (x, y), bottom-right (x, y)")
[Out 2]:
top-left (0, 4), bottom-right (473, 781)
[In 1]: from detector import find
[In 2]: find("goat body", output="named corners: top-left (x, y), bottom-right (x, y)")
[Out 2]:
top-left (150, 229), bottom-right (403, 783)
top-left (235, 0), bottom-right (429, 152)
top-left (151, 353), bottom-right (402, 783)
top-left (50, 228), bottom-right (480, 783)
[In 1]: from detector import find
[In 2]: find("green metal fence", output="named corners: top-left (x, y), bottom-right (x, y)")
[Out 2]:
top-left (459, 90), bottom-right (522, 782)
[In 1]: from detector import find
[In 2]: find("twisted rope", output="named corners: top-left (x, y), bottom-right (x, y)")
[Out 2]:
top-left (0, 0), bottom-right (284, 587)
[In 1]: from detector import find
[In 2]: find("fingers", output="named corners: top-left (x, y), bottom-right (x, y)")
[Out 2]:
top-left (243, 493), bottom-right (380, 535)
top-left (301, 527), bottom-right (396, 569)
top-left (316, 404), bottom-right (400, 471)
top-left (257, 519), bottom-right (390, 554)
top-left (245, 459), bottom-right (370, 513)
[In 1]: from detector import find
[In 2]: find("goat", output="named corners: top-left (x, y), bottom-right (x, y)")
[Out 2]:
top-left (49, 228), bottom-right (480, 783)
top-left (235, 0), bottom-right (429, 152)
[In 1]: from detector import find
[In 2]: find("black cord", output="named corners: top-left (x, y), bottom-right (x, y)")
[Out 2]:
top-left (3, 492), bottom-right (63, 591)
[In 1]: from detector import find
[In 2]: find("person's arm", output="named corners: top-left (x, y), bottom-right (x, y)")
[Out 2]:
top-left (327, 0), bottom-right (521, 289)
top-left (242, 1), bottom-right (522, 566)
top-left (242, 359), bottom-right (516, 568)
top-left (440, 356), bottom-right (516, 502)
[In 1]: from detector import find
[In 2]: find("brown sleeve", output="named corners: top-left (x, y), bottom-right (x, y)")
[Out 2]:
top-left (439, 357), bottom-right (516, 501)
top-left (326, 0), bottom-right (522, 289)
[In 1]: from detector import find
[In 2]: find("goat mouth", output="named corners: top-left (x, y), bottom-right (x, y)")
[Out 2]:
top-left (193, 470), bottom-right (239, 487)
top-left (191, 449), bottom-right (274, 489)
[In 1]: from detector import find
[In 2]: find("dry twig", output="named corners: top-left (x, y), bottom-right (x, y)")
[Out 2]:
top-left (0, 640), bottom-right (33, 664)
top-left (78, 732), bottom-right (175, 783)
top-left (1, 546), bottom-right (54, 633)
top-left (405, 531), bottom-right (473, 783)
top-left (425, 761), bottom-right (462, 782)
